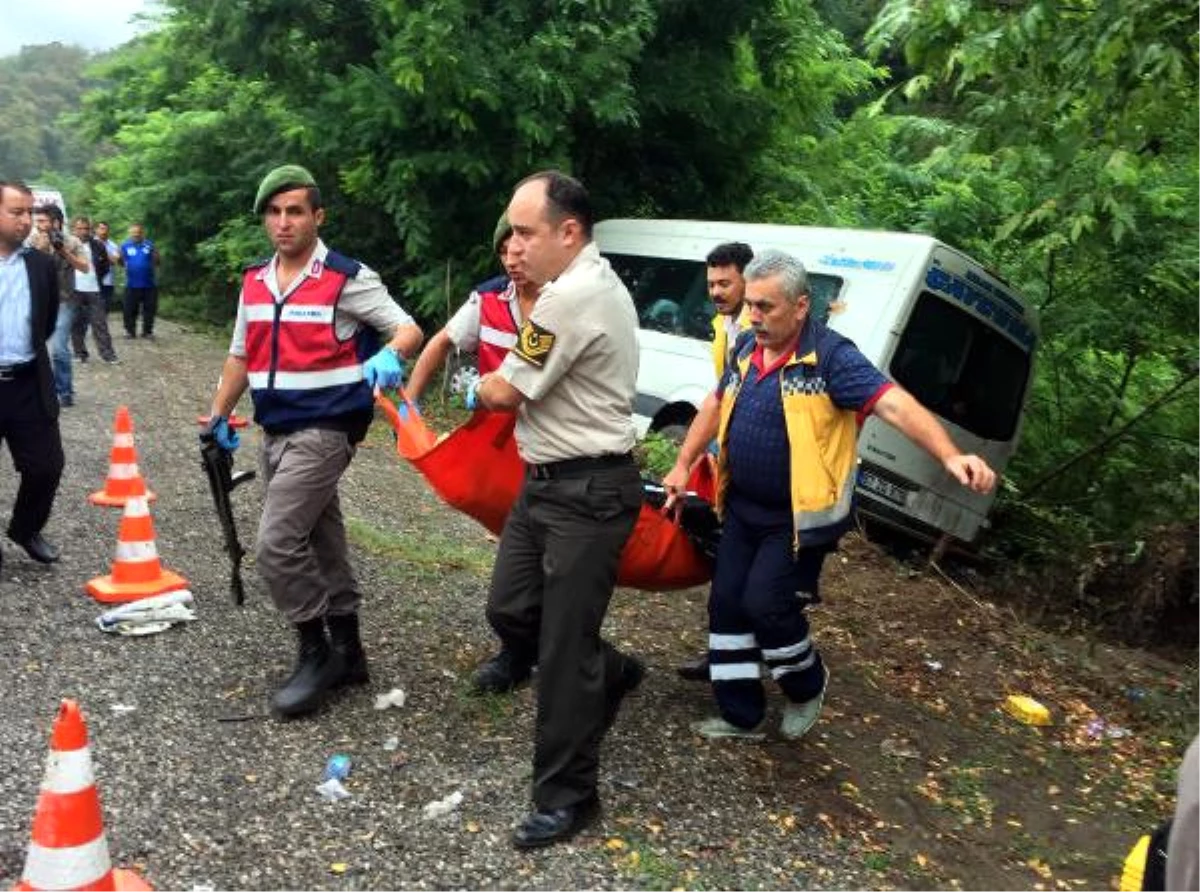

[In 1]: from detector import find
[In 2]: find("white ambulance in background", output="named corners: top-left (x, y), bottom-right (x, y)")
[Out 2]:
top-left (594, 219), bottom-right (1039, 544)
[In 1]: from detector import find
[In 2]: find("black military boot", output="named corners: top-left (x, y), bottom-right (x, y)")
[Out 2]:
top-left (327, 612), bottom-right (370, 686)
top-left (271, 618), bottom-right (345, 717)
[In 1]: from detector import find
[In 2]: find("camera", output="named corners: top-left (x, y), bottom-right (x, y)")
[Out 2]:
top-left (49, 229), bottom-right (64, 250)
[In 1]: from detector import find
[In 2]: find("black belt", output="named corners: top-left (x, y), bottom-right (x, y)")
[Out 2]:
top-left (0, 359), bottom-right (36, 382)
top-left (527, 452), bottom-right (634, 480)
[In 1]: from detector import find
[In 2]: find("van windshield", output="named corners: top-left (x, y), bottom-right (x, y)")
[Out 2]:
top-left (604, 253), bottom-right (841, 338)
top-left (888, 291), bottom-right (1031, 441)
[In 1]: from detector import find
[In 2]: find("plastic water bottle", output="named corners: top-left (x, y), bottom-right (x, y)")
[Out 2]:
top-left (323, 754), bottom-right (352, 782)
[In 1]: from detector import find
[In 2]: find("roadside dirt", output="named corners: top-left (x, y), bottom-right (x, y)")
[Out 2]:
top-left (0, 317), bottom-right (1193, 891)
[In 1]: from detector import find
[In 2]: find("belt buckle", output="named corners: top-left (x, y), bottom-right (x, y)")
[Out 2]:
top-left (530, 464), bottom-right (551, 481)
top-left (0, 367), bottom-right (14, 382)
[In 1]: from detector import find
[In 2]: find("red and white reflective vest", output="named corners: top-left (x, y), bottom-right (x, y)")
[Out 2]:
top-left (241, 251), bottom-right (375, 432)
top-left (475, 276), bottom-right (520, 375)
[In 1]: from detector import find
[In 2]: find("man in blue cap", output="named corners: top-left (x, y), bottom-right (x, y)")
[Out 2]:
top-left (205, 164), bottom-right (423, 718)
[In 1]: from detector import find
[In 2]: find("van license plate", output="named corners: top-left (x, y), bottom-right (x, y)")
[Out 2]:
top-left (858, 469), bottom-right (911, 506)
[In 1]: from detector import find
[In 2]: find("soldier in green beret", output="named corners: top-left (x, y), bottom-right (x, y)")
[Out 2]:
top-left (205, 164), bottom-right (424, 718)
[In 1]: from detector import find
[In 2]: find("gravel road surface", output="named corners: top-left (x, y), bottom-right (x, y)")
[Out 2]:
top-left (0, 321), bottom-right (875, 890)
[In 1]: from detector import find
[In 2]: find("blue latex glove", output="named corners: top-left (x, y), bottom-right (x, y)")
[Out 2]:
top-left (464, 379), bottom-right (480, 411)
top-left (205, 416), bottom-right (240, 451)
top-left (363, 347), bottom-right (404, 390)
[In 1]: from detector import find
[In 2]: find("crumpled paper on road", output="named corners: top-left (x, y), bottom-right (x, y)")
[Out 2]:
top-left (96, 590), bottom-right (197, 636)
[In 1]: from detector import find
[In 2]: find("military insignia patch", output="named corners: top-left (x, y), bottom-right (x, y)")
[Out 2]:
top-left (514, 320), bottom-right (556, 367)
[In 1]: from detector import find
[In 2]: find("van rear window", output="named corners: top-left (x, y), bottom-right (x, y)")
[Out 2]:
top-left (889, 291), bottom-right (1031, 441)
top-left (604, 253), bottom-right (841, 338)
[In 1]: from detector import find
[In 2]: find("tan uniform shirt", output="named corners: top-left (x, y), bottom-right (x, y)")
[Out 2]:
top-left (498, 242), bottom-right (638, 465)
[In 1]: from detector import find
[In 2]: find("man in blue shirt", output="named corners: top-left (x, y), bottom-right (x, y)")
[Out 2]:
top-left (663, 249), bottom-right (996, 741)
top-left (118, 222), bottom-right (159, 339)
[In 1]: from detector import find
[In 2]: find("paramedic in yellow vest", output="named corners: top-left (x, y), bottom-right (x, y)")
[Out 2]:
top-left (707, 241), bottom-right (754, 378)
top-left (206, 164), bottom-right (423, 719)
top-left (662, 249), bottom-right (995, 740)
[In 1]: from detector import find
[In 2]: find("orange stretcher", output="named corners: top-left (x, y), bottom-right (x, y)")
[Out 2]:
top-left (375, 394), bottom-right (712, 591)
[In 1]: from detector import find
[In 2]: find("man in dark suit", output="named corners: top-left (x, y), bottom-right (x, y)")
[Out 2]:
top-left (0, 181), bottom-right (64, 569)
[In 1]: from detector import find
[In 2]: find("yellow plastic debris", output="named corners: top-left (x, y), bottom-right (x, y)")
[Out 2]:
top-left (1004, 695), bottom-right (1052, 726)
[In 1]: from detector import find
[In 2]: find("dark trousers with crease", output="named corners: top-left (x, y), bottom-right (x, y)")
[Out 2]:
top-left (0, 372), bottom-right (64, 543)
top-left (486, 460), bottom-right (641, 811)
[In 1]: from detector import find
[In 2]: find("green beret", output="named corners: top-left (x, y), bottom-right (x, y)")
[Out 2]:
top-left (492, 212), bottom-right (512, 253)
top-left (254, 164), bottom-right (317, 214)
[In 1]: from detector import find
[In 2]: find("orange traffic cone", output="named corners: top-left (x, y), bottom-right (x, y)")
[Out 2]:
top-left (15, 700), bottom-right (152, 891)
top-left (85, 495), bottom-right (188, 604)
top-left (89, 407), bottom-right (156, 507)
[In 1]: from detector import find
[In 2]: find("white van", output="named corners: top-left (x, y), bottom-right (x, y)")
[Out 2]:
top-left (594, 219), bottom-right (1039, 544)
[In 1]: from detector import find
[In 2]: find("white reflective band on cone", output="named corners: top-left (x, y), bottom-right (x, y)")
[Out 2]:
top-left (107, 463), bottom-right (140, 480)
top-left (22, 836), bottom-right (112, 890)
top-left (124, 498), bottom-right (150, 517)
top-left (41, 747), bottom-right (95, 795)
top-left (115, 541), bottom-right (159, 562)
top-left (112, 433), bottom-right (134, 448)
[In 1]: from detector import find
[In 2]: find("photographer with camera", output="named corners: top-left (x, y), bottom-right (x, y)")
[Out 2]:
top-left (27, 205), bottom-right (89, 407)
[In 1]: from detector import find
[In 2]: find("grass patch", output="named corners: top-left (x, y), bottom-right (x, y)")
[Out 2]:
top-left (609, 836), bottom-right (696, 891)
top-left (345, 516), bottom-right (493, 575)
top-left (941, 762), bottom-right (996, 828)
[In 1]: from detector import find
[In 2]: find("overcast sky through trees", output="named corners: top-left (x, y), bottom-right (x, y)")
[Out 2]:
top-left (0, 0), bottom-right (157, 58)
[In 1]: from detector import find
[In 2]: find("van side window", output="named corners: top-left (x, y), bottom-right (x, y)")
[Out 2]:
top-left (806, 276), bottom-right (842, 324)
top-left (605, 252), bottom-right (841, 336)
top-left (889, 291), bottom-right (1030, 441)
top-left (606, 254), bottom-right (711, 338)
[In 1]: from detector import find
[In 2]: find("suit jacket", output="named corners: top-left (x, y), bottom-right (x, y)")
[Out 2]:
top-left (21, 249), bottom-right (60, 419)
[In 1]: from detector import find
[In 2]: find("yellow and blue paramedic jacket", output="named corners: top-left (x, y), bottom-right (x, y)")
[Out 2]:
top-left (710, 305), bottom-right (752, 379)
top-left (715, 320), bottom-right (891, 550)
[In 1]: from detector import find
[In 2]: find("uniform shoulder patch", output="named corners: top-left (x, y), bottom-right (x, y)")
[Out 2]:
top-left (513, 320), bottom-right (556, 367)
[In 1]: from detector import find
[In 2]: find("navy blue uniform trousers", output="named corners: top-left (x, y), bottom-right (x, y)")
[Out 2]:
top-left (708, 500), bottom-right (830, 729)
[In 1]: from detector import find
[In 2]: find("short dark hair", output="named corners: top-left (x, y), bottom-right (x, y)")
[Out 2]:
top-left (303, 186), bottom-right (323, 211)
top-left (518, 170), bottom-right (593, 238)
top-left (0, 180), bottom-right (33, 200)
top-left (34, 204), bottom-right (63, 224)
top-left (706, 242), bottom-right (754, 272)
top-left (73, 216), bottom-right (91, 227)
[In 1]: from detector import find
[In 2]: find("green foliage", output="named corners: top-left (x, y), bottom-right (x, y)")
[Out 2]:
top-left (634, 431), bottom-right (680, 480)
top-left (19, 0), bottom-right (1197, 565)
top-left (862, 0), bottom-right (1199, 552)
top-left (0, 44), bottom-right (97, 181)
top-left (68, 0), bottom-right (880, 324)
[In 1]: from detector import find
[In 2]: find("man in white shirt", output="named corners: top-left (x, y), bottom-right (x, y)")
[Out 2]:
top-left (69, 217), bottom-right (118, 364)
